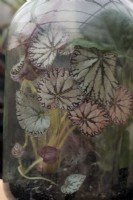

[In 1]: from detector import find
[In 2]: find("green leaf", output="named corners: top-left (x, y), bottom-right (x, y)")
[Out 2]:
top-left (79, 8), bottom-right (133, 58)
top-left (71, 38), bottom-right (115, 51)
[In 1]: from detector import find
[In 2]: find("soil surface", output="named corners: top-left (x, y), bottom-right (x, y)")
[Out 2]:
top-left (3, 179), bottom-right (133, 200)
top-left (3, 165), bottom-right (133, 200)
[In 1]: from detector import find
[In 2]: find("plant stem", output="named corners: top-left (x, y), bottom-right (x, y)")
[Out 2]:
top-left (58, 126), bottom-right (76, 149)
top-left (18, 158), bottom-right (23, 169)
top-left (57, 120), bottom-right (71, 146)
top-left (18, 166), bottom-right (58, 186)
top-left (55, 110), bottom-right (63, 146)
top-left (20, 80), bottom-right (37, 94)
top-left (22, 111), bottom-right (75, 175)
top-left (60, 112), bottom-right (67, 124)
top-left (24, 158), bottom-right (43, 174)
top-left (23, 134), bottom-right (29, 148)
top-left (48, 112), bottom-right (69, 147)
top-left (38, 133), bottom-right (47, 148)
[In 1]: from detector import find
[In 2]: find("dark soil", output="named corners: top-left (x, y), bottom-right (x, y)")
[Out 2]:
top-left (3, 167), bottom-right (133, 200)
top-left (4, 177), bottom-right (133, 200)
top-left (7, 173), bottom-right (64, 200)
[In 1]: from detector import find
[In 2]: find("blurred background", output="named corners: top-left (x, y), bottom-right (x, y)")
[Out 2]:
top-left (0, 0), bottom-right (27, 178)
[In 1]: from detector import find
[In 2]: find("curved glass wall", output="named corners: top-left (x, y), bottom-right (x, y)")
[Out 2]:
top-left (3, 0), bottom-right (133, 199)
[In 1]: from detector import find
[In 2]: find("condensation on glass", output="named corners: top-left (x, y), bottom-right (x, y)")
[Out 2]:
top-left (3, 0), bottom-right (133, 199)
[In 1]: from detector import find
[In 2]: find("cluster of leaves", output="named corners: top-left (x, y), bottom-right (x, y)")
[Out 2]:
top-left (74, 9), bottom-right (133, 60)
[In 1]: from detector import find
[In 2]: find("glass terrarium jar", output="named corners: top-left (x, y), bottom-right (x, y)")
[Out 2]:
top-left (3, 0), bottom-right (133, 199)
